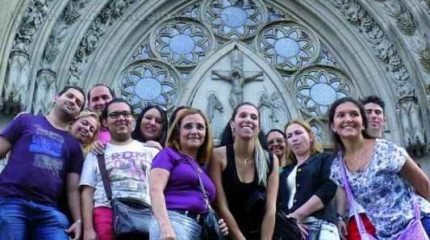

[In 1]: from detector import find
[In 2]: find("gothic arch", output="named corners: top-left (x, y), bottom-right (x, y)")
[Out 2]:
top-left (1, 0), bottom-right (430, 147)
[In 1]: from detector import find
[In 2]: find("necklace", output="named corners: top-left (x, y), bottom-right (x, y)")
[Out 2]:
top-left (236, 154), bottom-right (253, 165)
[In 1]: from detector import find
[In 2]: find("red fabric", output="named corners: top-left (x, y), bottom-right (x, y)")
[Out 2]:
top-left (347, 213), bottom-right (376, 240)
top-left (93, 206), bottom-right (114, 240)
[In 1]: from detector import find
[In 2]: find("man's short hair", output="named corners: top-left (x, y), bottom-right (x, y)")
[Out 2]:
top-left (101, 98), bottom-right (133, 120)
top-left (58, 85), bottom-right (86, 110)
top-left (360, 95), bottom-right (385, 111)
top-left (87, 84), bottom-right (116, 101)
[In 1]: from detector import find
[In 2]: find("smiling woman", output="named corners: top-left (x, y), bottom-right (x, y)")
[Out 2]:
top-left (149, 108), bottom-right (226, 240)
top-left (69, 109), bottom-right (100, 156)
top-left (131, 105), bottom-right (168, 149)
top-left (328, 97), bottom-right (430, 240)
top-left (210, 102), bottom-right (279, 240)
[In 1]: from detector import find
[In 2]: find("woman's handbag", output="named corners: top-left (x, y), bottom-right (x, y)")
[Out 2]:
top-left (273, 211), bottom-right (302, 240)
top-left (187, 159), bottom-right (225, 240)
top-left (339, 154), bottom-right (429, 240)
top-left (97, 154), bottom-right (152, 238)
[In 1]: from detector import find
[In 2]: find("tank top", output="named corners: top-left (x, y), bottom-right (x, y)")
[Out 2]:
top-left (221, 145), bottom-right (272, 239)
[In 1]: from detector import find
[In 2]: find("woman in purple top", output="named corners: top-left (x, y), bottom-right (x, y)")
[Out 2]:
top-left (149, 108), bottom-right (220, 240)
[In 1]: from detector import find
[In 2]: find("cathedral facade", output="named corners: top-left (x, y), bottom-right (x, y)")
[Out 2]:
top-left (1, 0), bottom-right (430, 166)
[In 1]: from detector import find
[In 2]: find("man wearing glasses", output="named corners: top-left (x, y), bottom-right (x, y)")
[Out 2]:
top-left (80, 98), bottom-right (159, 240)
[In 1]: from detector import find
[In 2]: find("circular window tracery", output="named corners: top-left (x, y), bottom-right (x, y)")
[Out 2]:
top-left (120, 60), bottom-right (180, 112)
top-left (293, 65), bottom-right (353, 116)
top-left (150, 17), bottom-right (215, 68)
top-left (256, 21), bottom-right (320, 72)
top-left (201, 0), bottom-right (267, 40)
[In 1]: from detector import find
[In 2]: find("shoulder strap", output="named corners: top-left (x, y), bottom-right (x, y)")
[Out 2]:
top-left (185, 156), bottom-right (212, 211)
top-left (96, 154), bottom-right (113, 200)
top-left (339, 153), bottom-right (369, 236)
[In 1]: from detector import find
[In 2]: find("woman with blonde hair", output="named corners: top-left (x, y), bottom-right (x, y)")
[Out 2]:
top-left (277, 119), bottom-right (339, 239)
top-left (210, 102), bottom-right (279, 240)
top-left (149, 108), bottom-right (226, 239)
top-left (70, 109), bottom-right (100, 156)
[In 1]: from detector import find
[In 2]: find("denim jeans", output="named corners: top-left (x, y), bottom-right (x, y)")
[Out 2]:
top-left (0, 197), bottom-right (69, 240)
top-left (421, 215), bottom-right (430, 237)
top-left (303, 217), bottom-right (340, 240)
top-left (149, 210), bottom-right (201, 240)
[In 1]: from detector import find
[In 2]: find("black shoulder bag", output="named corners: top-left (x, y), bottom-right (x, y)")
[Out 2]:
top-left (96, 154), bottom-right (152, 239)
top-left (187, 159), bottom-right (225, 240)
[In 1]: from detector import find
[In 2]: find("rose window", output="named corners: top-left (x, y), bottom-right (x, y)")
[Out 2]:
top-left (256, 21), bottom-right (319, 71)
top-left (120, 60), bottom-right (180, 112)
top-left (294, 66), bottom-right (352, 116)
top-left (202, 0), bottom-right (267, 40)
top-left (151, 18), bottom-right (215, 67)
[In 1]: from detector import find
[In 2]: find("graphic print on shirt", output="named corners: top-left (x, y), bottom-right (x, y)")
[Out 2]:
top-left (29, 125), bottom-right (65, 177)
top-left (105, 150), bottom-right (152, 203)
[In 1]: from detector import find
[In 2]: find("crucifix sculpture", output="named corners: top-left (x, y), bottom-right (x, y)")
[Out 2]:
top-left (212, 50), bottom-right (263, 108)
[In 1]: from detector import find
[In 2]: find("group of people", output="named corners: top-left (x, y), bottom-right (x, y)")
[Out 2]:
top-left (0, 83), bottom-right (429, 240)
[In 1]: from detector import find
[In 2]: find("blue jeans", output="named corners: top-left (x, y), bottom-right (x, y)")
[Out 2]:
top-left (149, 210), bottom-right (201, 240)
top-left (0, 197), bottom-right (69, 240)
top-left (303, 217), bottom-right (339, 240)
top-left (421, 215), bottom-right (430, 237)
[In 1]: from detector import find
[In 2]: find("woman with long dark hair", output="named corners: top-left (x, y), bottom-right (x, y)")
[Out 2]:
top-left (329, 97), bottom-right (430, 239)
top-left (132, 105), bottom-right (168, 149)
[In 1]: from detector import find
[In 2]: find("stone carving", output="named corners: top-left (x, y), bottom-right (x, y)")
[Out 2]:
top-left (68, 0), bottom-right (137, 84)
top-left (3, 50), bottom-right (30, 112)
top-left (258, 93), bottom-right (279, 133)
top-left (381, 0), bottom-right (416, 36)
top-left (13, 0), bottom-right (50, 52)
top-left (202, 0), bottom-right (268, 40)
top-left (150, 18), bottom-right (215, 67)
top-left (33, 69), bottom-right (56, 114)
top-left (410, 33), bottom-right (430, 73)
top-left (206, 93), bottom-right (224, 139)
top-left (398, 95), bottom-right (425, 146)
top-left (42, 0), bottom-right (91, 65)
top-left (332, 0), bottom-right (414, 99)
top-left (212, 50), bottom-right (263, 108)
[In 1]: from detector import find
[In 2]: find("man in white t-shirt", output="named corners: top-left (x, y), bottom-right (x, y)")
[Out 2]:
top-left (80, 98), bottom-right (159, 240)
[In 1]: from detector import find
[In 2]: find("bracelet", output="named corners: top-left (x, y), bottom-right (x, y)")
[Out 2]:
top-left (75, 219), bottom-right (82, 224)
top-left (336, 213), bottom-right (344, 221)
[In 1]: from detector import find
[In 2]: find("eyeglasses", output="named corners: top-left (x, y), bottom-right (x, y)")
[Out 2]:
top-left (108, 111), bottom-right (132, 119)
top-left (268, 138), bottom-right (285, 145)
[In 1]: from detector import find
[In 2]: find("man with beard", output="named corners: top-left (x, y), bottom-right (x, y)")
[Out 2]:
top-left (80, 98), bottom-right (159, 240)
top-left (0, 86), bottom-right (85, 240)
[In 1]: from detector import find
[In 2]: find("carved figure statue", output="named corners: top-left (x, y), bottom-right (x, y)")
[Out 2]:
top-left (14, 0), bottom-right (49, 51)
top-left (398, 96), bottom-right (424, 146)
top-left (212, 50), bottom-right (263, 108)
top-left (4, 50), bottom-right (30, 109)
top-left (33, 69), bottom-right (56, 114)
top-left (206, 93), bottom-right (224, 139)
top-left (258, 93), bottom-right (279, 133)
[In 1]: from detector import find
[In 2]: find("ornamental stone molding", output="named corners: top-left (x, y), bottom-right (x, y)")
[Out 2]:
top-left (1, 0), bottom-right (430, 149)
top-left (67, 0), bottom-right (138, 85)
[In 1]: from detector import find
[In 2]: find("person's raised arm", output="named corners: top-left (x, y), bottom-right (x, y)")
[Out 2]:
top-left (150, 168), bottom-right (175, 240)
top-left (209, 147), bottom-right (246, 240)
top-left (65, 172), bottom-right (82, 240)
top-left (401, 156), bottom-right (430, 201)
top-left (0, 137), bottom-right (11, 158)
top-left (260, 155), bottom-right (279, 240)
top-left (81, 186), bottom-right (97, 240)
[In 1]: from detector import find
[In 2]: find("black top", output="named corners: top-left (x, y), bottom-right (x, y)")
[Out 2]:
top-left (222, 145), bottom-right (273, 240)
top-left (278, 152), bottom-right (337, 223)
